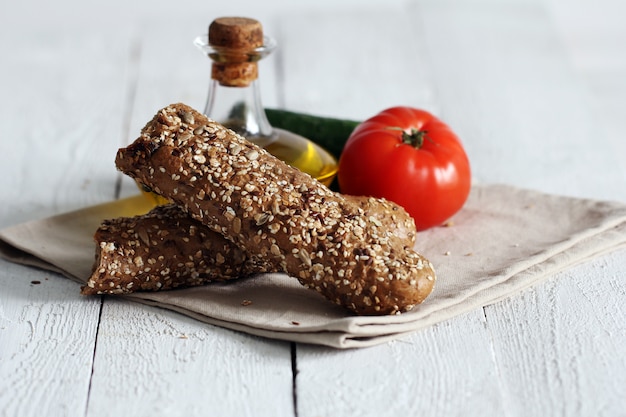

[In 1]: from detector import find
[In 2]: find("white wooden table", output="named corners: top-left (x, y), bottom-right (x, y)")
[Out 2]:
top-left (1, 0), bottom-right (625, 416)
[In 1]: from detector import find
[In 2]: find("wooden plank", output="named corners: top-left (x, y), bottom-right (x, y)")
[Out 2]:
top-left (276, 7), bottom-right (505, 416)
top-left (296, 310), bottom-right (505, 417)
top-left (86, 299), bottom-right (294, 417)
top-left (87, 16), bottom-right (296, 417)
top-left (0, 264), bottom-right (101, 417)
top-left (418, 1), bottom-right (626, 416)
top-left (0, 14), bottom-right (133, 417)
top-left (483, 249), bottom-right (626, 417)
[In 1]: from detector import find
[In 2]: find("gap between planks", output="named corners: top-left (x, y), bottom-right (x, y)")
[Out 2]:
top-left (84, 296), bottom-right (105, 417)
top-left (291, 342), bottom-right (299, 417)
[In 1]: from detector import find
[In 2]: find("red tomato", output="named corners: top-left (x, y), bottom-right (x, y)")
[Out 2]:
top-left (338, 106), bottom-right (471, 230)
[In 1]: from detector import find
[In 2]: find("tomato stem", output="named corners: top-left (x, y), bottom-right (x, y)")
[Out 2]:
top-left (402, 129), bottom-right (427, 149)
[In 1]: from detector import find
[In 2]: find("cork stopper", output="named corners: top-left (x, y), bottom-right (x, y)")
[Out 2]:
top-left (209, 17), bottom-right (264, 87)
top-left (209, 17), bottom-right (263, 50)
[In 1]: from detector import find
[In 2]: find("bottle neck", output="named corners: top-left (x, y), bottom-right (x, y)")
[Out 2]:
top-left (203, 76), bottom-right (275, 146)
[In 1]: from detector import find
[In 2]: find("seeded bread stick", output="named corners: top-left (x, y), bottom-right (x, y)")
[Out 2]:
top-left (81, 204), bottom-right (276, 295)
top-left (116, 103), bottom-right (436, 315)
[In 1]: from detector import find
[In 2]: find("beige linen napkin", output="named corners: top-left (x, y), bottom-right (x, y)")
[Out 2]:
top-left (1, 184), bottom-right (625, 348)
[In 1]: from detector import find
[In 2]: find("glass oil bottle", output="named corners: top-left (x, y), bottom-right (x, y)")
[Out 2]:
top-left (195, 17), bottom-right (338, 186)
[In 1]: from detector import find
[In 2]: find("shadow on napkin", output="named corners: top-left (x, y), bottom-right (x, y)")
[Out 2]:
top-left (1, 184), bottom-right (625, 348)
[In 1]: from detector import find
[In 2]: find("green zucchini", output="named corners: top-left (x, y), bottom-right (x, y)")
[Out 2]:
top-left (265, 108), bottom-right (360, 160)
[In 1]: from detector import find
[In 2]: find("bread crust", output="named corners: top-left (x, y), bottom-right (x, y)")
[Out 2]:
top-left (116, 103), bottom-right (435, 315)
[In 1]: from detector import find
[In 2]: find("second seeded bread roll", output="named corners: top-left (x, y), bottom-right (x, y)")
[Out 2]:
top-left (116, 103), bottom-right (436, 315)
top-left (81, 204), bottom-right (277, 295)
